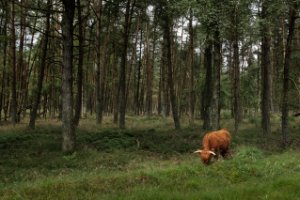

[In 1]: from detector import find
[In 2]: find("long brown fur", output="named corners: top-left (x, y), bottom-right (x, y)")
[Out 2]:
top-left (195, 129), bottom-right (231, 165)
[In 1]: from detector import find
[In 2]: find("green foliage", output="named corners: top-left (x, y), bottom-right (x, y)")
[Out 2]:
top-left (220, 74), bottom-right (232, 110)
top-left (248, 115), bottom-right (261, 126)
top-left (241, 64), bottom-right (260, 112)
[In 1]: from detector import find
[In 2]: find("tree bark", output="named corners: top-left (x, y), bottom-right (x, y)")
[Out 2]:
top-left (16, 0), bottom-right (27, 122)
top-left (112, 42), bottom-right (119, 124)
top-left (282, 4), bottom-right (297, 147)
top-left (202, 41), bottom-right (213, 130)
top-left (232, 4), bottom-right (241, 134)
top-left (95, 0), bottom-right (103, 124)
top-left (188, 11), bottom-right (195, 124)
top-left (261, 1), bottom-right (271, 136)
top-left (73, 0), bottom-right (84, 127)
top-left (158, 58), bottom-right (162, 115)
top-left (61, 0), bottom-right (75, 153)
top-left (0, 1), bottom-right (8, 122)
top-left (119, 0), bottom-right (134, 129)
top-left (29, 0), bottom-right (51, 129)
top-left (162, 10), bottom-right (181, 129)
top-left (145, 22), bottom-right (155, 117)
top-left (134, 27), bottom-right (142, 115)
top-left (161, 45), bottom-right (169, 117)
top-left (10, 1), bottom-right (18, 125)
top-left (211, 28), bottom-right (221, 130)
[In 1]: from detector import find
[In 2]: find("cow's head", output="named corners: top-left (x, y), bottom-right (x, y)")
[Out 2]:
top-left (194, 150), bottom-right (216, 165)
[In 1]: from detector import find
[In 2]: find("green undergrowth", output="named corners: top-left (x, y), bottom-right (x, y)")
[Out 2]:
top-left (1, 147), bottom-right (300, 200)
top-left (0, 116), bottom-right (300, 199)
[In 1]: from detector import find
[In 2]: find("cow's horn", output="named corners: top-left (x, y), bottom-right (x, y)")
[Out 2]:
top-left (193, 150), bottom-right (202, 153)
top-left (208, 151), bottom-right (216, 155)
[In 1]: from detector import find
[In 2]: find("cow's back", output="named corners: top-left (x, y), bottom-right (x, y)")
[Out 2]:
top-left (203, 129), bottom-right (231, 150)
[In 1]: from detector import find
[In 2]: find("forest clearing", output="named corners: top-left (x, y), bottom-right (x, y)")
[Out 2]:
top-left (1, 0), bottom-right (300, 199)
top-left (1, 116), bottom-right (300, 199)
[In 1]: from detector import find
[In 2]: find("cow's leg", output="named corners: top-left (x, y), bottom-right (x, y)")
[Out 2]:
top-left (215, 149), bottom-right (220, 160)
top-left (221, 149), bottom-right (229, 158)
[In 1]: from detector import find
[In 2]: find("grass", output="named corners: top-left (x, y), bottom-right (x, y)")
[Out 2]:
top-left (0, 115), bottom-right (300, 199)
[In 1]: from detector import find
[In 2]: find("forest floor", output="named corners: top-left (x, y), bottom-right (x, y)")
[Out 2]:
top-left (0, 115), bottom-right (300, 200)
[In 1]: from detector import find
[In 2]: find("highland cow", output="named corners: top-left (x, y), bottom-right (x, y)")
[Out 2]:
top-left (194, 129), bottom-right (231, 165)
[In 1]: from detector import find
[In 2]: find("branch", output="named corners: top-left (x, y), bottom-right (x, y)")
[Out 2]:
top-left (288, 77), bottom-right (300, 94)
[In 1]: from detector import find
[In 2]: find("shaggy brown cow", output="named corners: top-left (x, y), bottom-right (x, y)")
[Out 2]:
top-left (194, 129), bottom-right (231, 165)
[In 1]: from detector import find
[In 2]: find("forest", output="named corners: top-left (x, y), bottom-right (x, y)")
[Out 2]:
top-left (0, 0), bottom-right (300, 199)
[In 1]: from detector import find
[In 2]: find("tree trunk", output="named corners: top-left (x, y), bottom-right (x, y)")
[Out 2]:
top-left (126, 21), bottom-right (139, 112)
top-left (0, 1), bottom-right (8, 122)
top-left (188, 11), bottom-right (195, 124)
top-left (158, 59), bottom-right (162, 115)
top-left (10, 1), bottom-right (17, 125)
top-left (73, 0), bottom-right (84, 127)
top-left (211, 29), bottom-right (221, 130)
top-left (272, 18), bottom-right (285, 112)
top-left (134, 28), bottom-right (142, 115)
top-left (162, 11), bottom-right (181, 129)
top-left (16, 0), bottom-right (27, 122)
top-left (96, 0), bottom-right (103, 124)
top-left (282, 4), bottom-right (297, 147)
top-left (0, 69), bottom-right (4, 122)
top-left (261, 2), bottom-right (271, 136)
top-left (29, 0), bottom-right (51, 129)
top-left (25, 16), bottom-right (38, 119)
top-left (112, 43), bottom-right (119, 123)
top-left (0, 68), bottom-right (5, 122)
top-left (232, 5), bottom-right (241, 134)
top-left (145, 23), bottom-right (154, 117)
top-left (161, 46), bottom-right (168, 117)
top-left (202, 42), bottom-right (213, 130)
top-left (61, 0), bottom-right (75, 153)
top-left (119, 0), bottom-right (134, 129)
top-left (4, 67), bottom-right (10, 121)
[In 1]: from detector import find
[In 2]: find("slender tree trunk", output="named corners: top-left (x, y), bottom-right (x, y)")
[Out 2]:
top-left (202, 42), bottom-right (213, 130)
top-left (232, 5), bottom-right (241, 134)
top-left (228, 42), bottom-right (234, 118)
top-left (29, 0), bottom-right (51, 129)
top-left (158, 58), bottom-right (162, 115)
top-left (110, 3), bottom-right (120, 123)
top-left (61, 0), bottom-right (75, 153)
top-left (261, 2), bottom-right (271, 136)
top-left (272, 18), bottom-right (285, 112)
top-left (126, 22), bottom-right (139, 111)
top-left (112, 43), bottom-right (119, 123)
top-left (162, 11), bottom-right (181, 129)
top-left (0, 1), bottom-right (8, 122)
top-left (161, 46), bottom-right (168, 117)
top-left (139, 75), bottom-right (145, 114)
top-left (10, 1), bottom-right (17, 125)
top-left (211, 28), bottom-right (221, 130)
top-left (43, 91), bottom-right (48, 118)
top-left (146, 23), bottom-right (155, 117)
top-left (4, 61), bottom-right (10, 122)
top-left (188, 11), bottom-right (195, 124)
top-left (0, 69), bottom-right (4, 122)
top-left (100, 13), bottom-right (113, 117)
top-left (282, 4), bottom-right (297, 147)
top-left (16, 0), bottom-right (27, 122)
top-left (25, 17), bottom-right (38, 119)
top-left (119, 0), bottom-right (134, 129)
top-left (96, 0), bottom-right (103, 124)
top-left (135, 27), bottom-right (142, 115)
top-left (0, 69), bottom-right (5, 122)
top-left (73, 0), bottom-right (84, 126)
